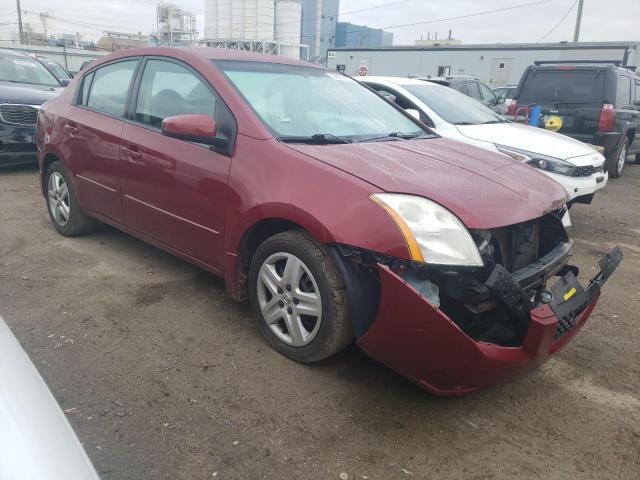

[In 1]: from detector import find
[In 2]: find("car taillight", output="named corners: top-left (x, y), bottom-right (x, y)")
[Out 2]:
top-left (507, 100), bottom-right (517, 116)
top-left (597, 104), bottom-right (616, 132)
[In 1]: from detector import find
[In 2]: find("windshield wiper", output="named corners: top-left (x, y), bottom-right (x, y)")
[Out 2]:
top-left (361, 132), bottom-right (430, 143)
top-left (479, 119), bottom-right (506, 124)
top-left (278, 133), bottom-right (352, 145)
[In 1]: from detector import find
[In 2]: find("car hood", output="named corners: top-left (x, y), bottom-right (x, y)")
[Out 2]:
top-left (455, 122), bottom-right (595, 161)
top-left (285, 137), bottom-right (569, 229)
top-left (0, 81), bottom-right (62, 105)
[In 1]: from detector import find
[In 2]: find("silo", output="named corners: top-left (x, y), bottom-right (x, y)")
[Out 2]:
top-left (204, 0), bottom-right (218, 38)
top-left (256, 0), bottom-right (275, 41)
top-left (231, 0), bottom-right (245, 39)
top-left (244, 0), bottom-right (258, 40)
top-left (275, 0), bottom-right (302, 58)
top-left (217, 0), bottom-right (233, 40)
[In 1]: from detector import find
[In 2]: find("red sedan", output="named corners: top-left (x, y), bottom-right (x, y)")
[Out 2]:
top-left (36, 48), bottom-right (621, 395)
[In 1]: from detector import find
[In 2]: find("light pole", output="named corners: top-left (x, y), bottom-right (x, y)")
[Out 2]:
top-left (573, 0), bottom-right (584, 43)
top-left (16, 0), bottom-right (24, 44)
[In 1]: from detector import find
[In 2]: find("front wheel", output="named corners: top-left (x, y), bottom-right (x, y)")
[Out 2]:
top-left (606, 138), bottom-right (629, 178)
top-left (248, 230), bottom-right (353, 363)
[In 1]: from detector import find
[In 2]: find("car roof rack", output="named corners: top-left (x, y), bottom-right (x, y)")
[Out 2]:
top-left (534, 60), bottom-right (622, 65)
top-left (533, 60), bottom-right (637, 72)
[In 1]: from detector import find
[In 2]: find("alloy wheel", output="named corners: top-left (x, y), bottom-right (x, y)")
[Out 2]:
top-left (256, 252), bottom-right (322, 347)
top-left (48, 172), bottom-right (71, 226)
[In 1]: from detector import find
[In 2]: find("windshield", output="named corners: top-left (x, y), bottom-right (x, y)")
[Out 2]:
top-left (0, 54), bottom-right (60, 87)
top-left (215, 60), bottom-right (425, 142)
top-left (404, 84), bottom-right (505, 125)
top-left (519, 70), bottom-right (606, 104)
top-left (43, 60), bottom-right (70, 80)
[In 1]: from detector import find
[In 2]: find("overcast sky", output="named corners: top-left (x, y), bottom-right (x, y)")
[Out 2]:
top-left (0, 0), bottom-right (638, 45)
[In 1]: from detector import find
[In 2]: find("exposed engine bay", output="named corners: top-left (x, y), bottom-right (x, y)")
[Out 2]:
top-left (333, 208), bottom-right (622, 347)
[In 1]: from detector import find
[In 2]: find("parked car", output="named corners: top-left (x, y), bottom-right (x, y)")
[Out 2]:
top-left (493, 84), bottom-right (517, 107)
top-left (0, 49), bottom-right (64, 167)
top-left (420, 74), bottom-right (507, 114)
top-left (508, 62), bottom-right (640, 178)
top-left (0, 315), bottom-right (100, 479)
top-left (37, 48), bottom-right (621, 395)
top-left (361, 76), bottom-right (608, 205)
top-left (36, 55), bottom-right (73, 85)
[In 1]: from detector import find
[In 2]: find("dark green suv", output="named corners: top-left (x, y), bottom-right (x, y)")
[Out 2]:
top-left (508, 63), bottom-right (640, 178)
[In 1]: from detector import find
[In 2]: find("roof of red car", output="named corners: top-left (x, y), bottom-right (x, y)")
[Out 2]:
top-left (94, 46), bottom-right (321, 69)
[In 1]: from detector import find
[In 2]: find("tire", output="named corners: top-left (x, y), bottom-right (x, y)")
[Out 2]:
top-left (605, 137), bottom-right (629, 178)
top-left (44, 161), bottom-right (98, 236)
top-left (635, 152), bottom-right (640, 165)
top-left (248, 230), bottom-right (353, 363)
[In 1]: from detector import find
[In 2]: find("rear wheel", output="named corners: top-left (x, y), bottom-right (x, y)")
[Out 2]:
top-left (606, 138), bottom-right (628, 178)
top-left (248, 230), bottom-right (353, 363)
top-left (635, 152), bottom-right (640, 165)
top-left (45, 162), bottom-right (98, 236)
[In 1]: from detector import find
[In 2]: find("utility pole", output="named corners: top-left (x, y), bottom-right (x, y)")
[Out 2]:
top-left (573, 0), bottom-right (584, 43)
top-left (16, 0), bottom-right (24, 44)
top-left (40, 11), bottom-right (49, 40)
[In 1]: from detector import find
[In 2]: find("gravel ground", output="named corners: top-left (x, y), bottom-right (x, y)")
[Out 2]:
top-left (1, 162), bottom-right (639, 480)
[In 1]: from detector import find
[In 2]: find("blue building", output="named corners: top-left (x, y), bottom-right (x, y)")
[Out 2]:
top-left (301, 0), bottom-right (340, 63)
top-left (335, 22), bottom-right (393, 49)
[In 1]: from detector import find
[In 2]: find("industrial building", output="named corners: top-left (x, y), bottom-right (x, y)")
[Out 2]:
top-left (203, 0), bottom-right (308, 59)
top-left (327, 41), bottom-right (640, 87)
top-left (335, 22), bottom-right (393, 49)
top-left (301, 0), bottom-right (339, 62)
top-left (155, 1), bottom-right (198, 45)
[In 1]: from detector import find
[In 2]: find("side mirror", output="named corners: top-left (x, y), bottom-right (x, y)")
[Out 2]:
top-left (405, 108), bottom-right (421, 120)
top-left (497, 96), bottom-right (505, 104)
top-left (60, 78), bottom-right (71, 87)
top-left (161, 114), bottom-right (227, 148)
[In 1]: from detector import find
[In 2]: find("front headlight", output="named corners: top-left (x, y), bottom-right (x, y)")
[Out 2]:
top-left (496, 145), bottom-right (574, 176)
top-left (371, 193), bottom-right (483, 267)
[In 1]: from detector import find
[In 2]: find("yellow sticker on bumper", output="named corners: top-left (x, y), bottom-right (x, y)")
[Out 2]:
top-left (563, 287), bottom-right (577, 301)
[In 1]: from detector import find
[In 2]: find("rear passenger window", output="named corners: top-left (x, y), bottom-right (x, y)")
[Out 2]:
top-left (134, 59), bottom-right (217, 128)
top-left (616, 76), bottom-right (631, 106)
top-left (86, 60), bottom-right (138, 117)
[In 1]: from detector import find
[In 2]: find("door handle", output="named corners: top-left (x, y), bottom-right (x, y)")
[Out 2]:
top-left (64, 124), bottom-right (78, 135)
top-left (121, 145), bottom-right (143, 161)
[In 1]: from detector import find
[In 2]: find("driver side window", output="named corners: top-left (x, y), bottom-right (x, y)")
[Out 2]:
top-left (465, 82), bottom-right (481, 100)
top-left (478, 83), bottom-right (497, 104)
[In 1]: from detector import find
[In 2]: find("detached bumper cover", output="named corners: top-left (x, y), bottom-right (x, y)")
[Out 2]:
top-left (357, 247), bottom-right (622, 396)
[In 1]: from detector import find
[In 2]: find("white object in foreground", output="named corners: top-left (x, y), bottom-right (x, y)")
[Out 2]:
top-left (0, 316), bottom-right (100, 480)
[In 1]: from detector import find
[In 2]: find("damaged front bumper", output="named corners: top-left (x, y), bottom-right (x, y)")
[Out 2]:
top-left (356, 247), bottom-right (622, 396)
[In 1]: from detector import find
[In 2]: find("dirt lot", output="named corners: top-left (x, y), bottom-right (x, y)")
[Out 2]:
top-left (1, 163), bottom-right (639, 480)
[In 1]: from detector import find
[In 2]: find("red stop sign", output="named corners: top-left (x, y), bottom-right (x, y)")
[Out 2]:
top-left (358, 66), bottom-right (368, 76)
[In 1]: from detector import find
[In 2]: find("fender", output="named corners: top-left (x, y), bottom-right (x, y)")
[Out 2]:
top-left (224, 202), bottom-right (337, 300)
